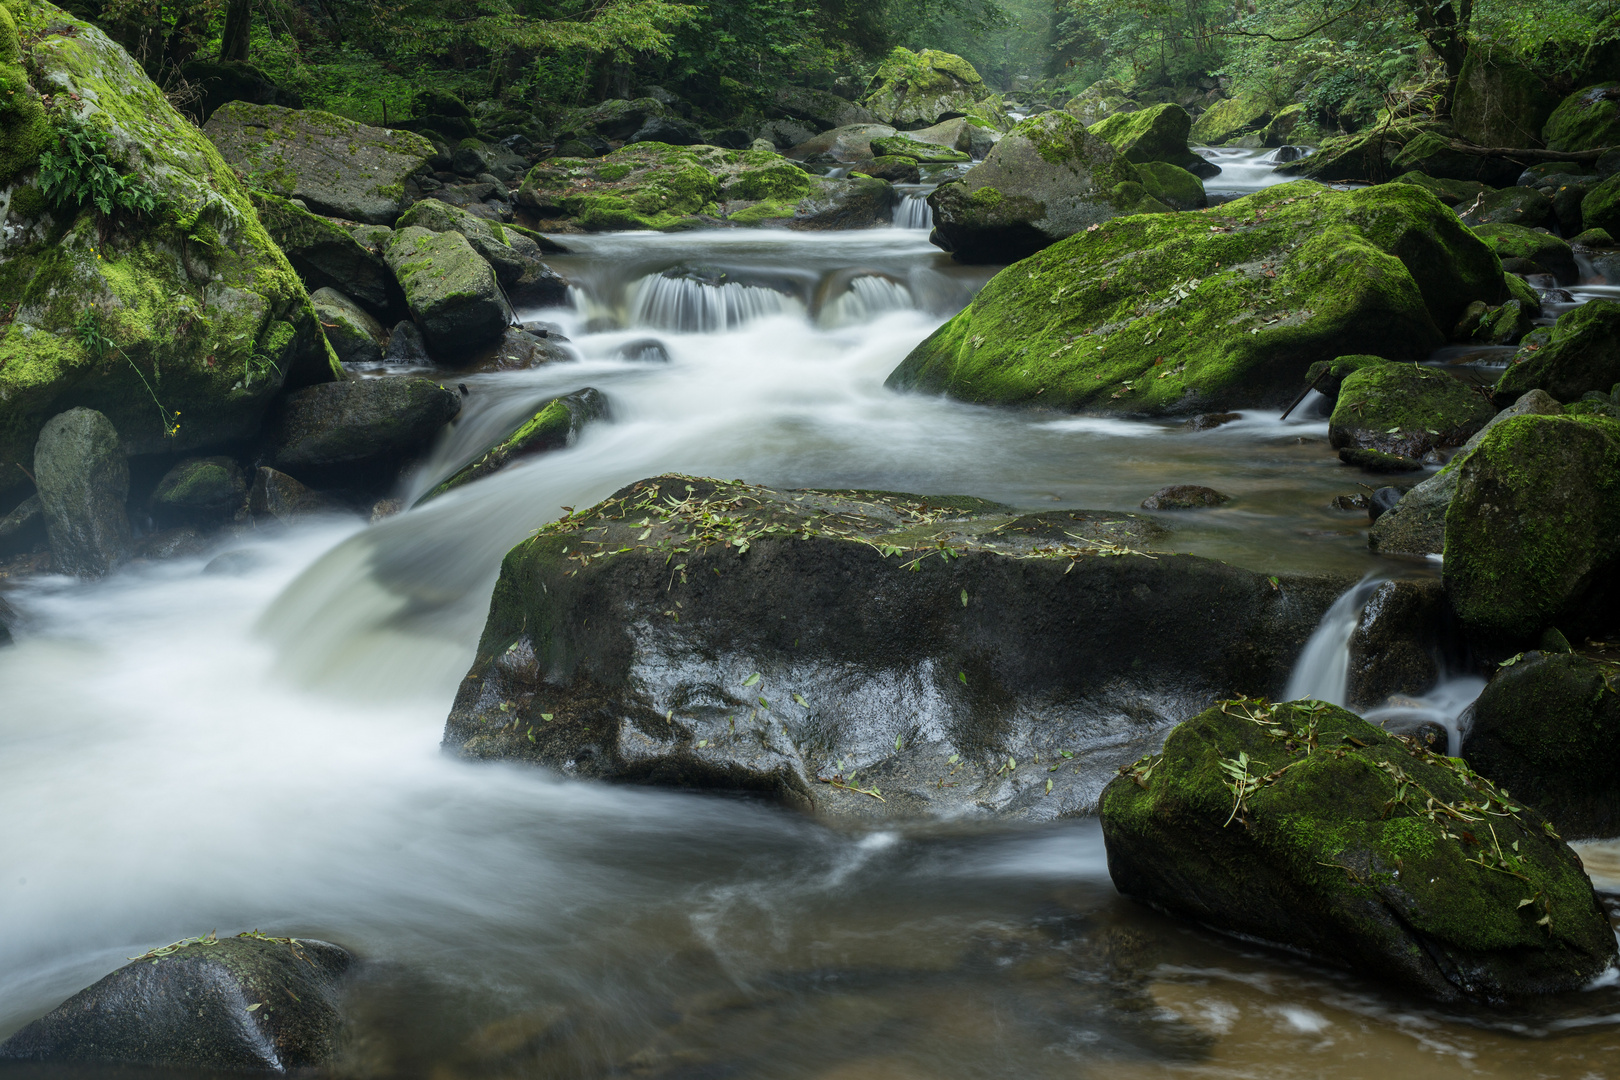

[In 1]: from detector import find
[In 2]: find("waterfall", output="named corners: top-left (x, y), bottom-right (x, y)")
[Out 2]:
top-left (895, 195), bottom-right (933, 231)
top-left (819, 275), bottom-right (914, 327)
top-left (626, 273), bottom-right (805, 332)
top-left (1284, 576), bottom-right (1385, 706)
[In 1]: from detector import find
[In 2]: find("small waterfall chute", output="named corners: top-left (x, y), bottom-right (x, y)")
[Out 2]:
top-left (895, 195), bottom-right (933, 230)
top-left (1284, 576), bottom-right (1386, 706)
top-left (819, 275), bottom-right (915, 327)
top-left (626, 272), bottom-right (804, 332)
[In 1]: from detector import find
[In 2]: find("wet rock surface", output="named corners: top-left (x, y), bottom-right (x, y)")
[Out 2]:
top-left (33, 408), bottom-right (132, 579)
top-left (444, 476), bottom-right (1347, 821)
top-left (421, 387), bottom-right (605, 503)
top-left (384, 227), bottom-right (513, 358)
top-left (1140, 485), bottom-right (1229, 510)
top-left (0, 933), bottom-right (352, 1072)
top-left (267, 377), bottom-right (461, 485)
top-left (1100, 699), bottom-right (1618, 1002)
top-left (1496, 299), bottom-right (1620, 405)
top-left (1328, 363), bottom-right (1495, 459)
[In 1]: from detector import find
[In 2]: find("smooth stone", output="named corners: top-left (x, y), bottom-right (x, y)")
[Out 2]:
top-left (33, 408), bottom-right (132, 579)
top-left (266, 377), bottom-right (461, 479)
top-left (150, 456), bottom-right (247, 522)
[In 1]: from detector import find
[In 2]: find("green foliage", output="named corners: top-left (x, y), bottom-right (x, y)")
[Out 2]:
top-left (38, 116), bottom-right (159, 220)
top-left (75, 305), bottom-right (181, 438)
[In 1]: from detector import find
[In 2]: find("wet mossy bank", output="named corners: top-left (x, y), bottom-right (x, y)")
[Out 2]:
top-left (889, 181), bottom-right (1507, 416)
top-left (445, 475), bottom-right (1351, 822)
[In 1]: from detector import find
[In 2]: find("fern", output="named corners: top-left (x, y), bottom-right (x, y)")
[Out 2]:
top-left (38, 117), bottom-right (160, 221)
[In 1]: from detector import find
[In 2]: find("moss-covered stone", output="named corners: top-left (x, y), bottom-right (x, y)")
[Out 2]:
top-left (861, 48), bottom-right (1008, 131)
top-left (266, 375), bottom-right (459, 487)
top-left (1089, 103), bottom-right (1212, 176)
top-left (252, 191), bottom-right (392, 311)
top-left (1188, 89), bottom-right (1273, 146)
top-left (0, 1), bottom-right (337, 500)
top-left (1329, 363), bottom-right (1495, 459)
top-left (1542, 83), bottom-right (1620, 152)
top-left (892, 182), bottom-right (1507, 416)
top-left (420, 386), bottom-right (604, 504)
top-left (860, 155), bottom-right (920, 183)
top-left (382, 227), bottom-right (510, 359)
top-left (0, 5), bottom-right (49, 188)
top-left (1133, 160), bottom-right (1207, 211)
top-left (1460, 186), bottom-right (1554, 230)
top-left (1464, 651), bottom-right (1620, 840)
top-left (1063, 78), bottom-right (1134, 127)
top-left (1496, 298), bottom-right (1620, 404)
top-left (1387, 171), bottom-right (1488, 207)
top-left (554, 96), bottom-right (668, 141)
top-left (309, 287), bottom-right (384, 364)
top-left (926, 111), bottom-right (1147, 263)
top-left (868, 134), bottom-right (970, 162)
top-left (1580, 172), bottom-right (1620, 237)
top-left (1572, 227), bottom-right (1616, 247)
top-left (149, 455), bottom-right (245, 521)
top-left (1452, 51), bottom-right (1560, 149)
top-left (203, 101), bottom-right (434, 225)
top-left (1443, 413), bottom-right (1620, 641)
top-left (1470, 222), bottom-right (1576, 283)
top-left (1100, 698), bottom-right (1617, 1001)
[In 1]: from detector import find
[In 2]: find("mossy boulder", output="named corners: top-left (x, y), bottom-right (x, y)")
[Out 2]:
top-left (310, 287), bottom-right (385, 365)
top-left (0, 0), bottom-right (338, 501)
top-left (904, 116), bottom-right (998, 158)
top-left (395, 198), bottom-right (566, 307)
top-left (204, 101), bottom-right (434, 224)
top-left (1367, 389), bottom-right (1564, 557)
top-left (518, 142), bottom-right (888, 231)
top-left (1542, 83), bottom-right (1620, 152)
top-left (554, 97), bottom-right (668, 142)
top-left (150, 455), bottom-right (246, 522)
top-left (861, 155), bottom-right (920, 183)
top-left (1496, 298), bottom-right (1620, 404)
top-left (1387, 171), bottom-right (1488, 207)
top-left (445, 475), bottom-right (1346, 820)
top-left (1470, 223), bottom-right (1577, 283)
top-left (1464, 651), bottom-right (1620, 841)
top-left (1100, 698), bottom-right (1617, 1001)
top-left (1580, 172), bottom-right (1620, 236)
top-left (253, 192), bottom-right (393, 312)
top-left (1063, 78), bottom-right (1135, 127)
top-left (868, 134), bottom-right (970, 162)
top-left (1089, 103), bottom-right (1215, 177)
top-left (0, 5), bottom-right (50, 188)
top-left (0, 933), bottom-right (352, 1072)
top-left (1188, 89), bottom-right (1273, 146)
top-left (786, 123), bottom-right (897, 162)
top-left (33, 406), bottom-right (130, 578)
top-left (383, 227), bottom-right (512, 359)
top-left (1134, 160), bottom-right (1207, 211)
top-left (926, 112), bottom-right (1153, 264)
top-left (771, 85), bottom-right (880, 132)
top-left (1459, 186), bottom-right (1554, 230)
top-left (1280, 119), bottom-right (1518, 186)
top-left (1452, 52), bottom-right (1559, 149)
top-left (861, 48), bottom-right (1008, 131)
top-left (420, 387), bottom-right (604, 504)
top-left (1329, 363), bottom-right (1495, 459)
top-left (266, 375), bottom-right (460, 488)
top-left (892, 182), bottom-right (1508, 416)
top-left (1443, 413), bottom-right (1620, 641)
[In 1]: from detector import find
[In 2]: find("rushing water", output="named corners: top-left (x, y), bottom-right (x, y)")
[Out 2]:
top-left (4, 216), bottom-right (1620, 1077)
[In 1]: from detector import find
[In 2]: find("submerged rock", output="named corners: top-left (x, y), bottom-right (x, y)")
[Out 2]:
top-left (205, 101), bottom-right (435, 224)
top-left (1443, 413), bottom-right (1620, 642)
top-left (1345, 578), bottom-right (1447, 707)
top-left (893, 182), bottom-right (1507, 415)
top-left (1, 2), bottom-right (338, 501)
top-left (1100, 698), bottom-right (1617, 1001)
top-left (1496, 299), bottom-right (1620, 405)
top-left (1328, 363), bottom-right (1494, 459)
top-left (1464, 650), bottom-right (1620, 840)
top-left (1339, 447), bottom-right (1424, 472)
top-left (926, 112), bottom-right (1155, 264)
top-left (1368, 389), bottom-right (1564, 556)
top-left (33, 408), bottom-right (131, 579)
top-left (0, 932), bottom-right (352, 1071)
top-left (444, 476), bottom-right (1344, 821)
top-left (1140, 485), bottom-right (1229, 509)
top-left (420, 388), bottom-right (605, 503)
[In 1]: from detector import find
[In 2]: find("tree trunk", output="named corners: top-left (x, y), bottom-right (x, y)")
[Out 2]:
top-left (219, 0), bottom-right (252, 63)
top-left (1408, 0), bottom-right (1472, 111)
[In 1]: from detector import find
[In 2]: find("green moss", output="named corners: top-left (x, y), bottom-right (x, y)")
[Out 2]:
top-left (721, 161), bottom-right (813, 202)
top-left (9, 181), bottom-right (45, 219)
top-left (1088, 103), bottom-right (1203, 173)
top-left (1101, 698), bottom-right (1615, 998)
top-left (1189, 90), bottom-right (1274, 145)
top-left (0, 6), bottom-right (50, 187)
top-left (594, 162), bottom-right (633, 181)
top-left (1133, 161), bottom-right (1206, 211)
top-left (1496, 298), bottom-right (1620, 403)
top-left (1543, 82), bottom-right (1620, 152)
top-left (1387, 171), bottom-right (1488, 208)
top-left (889, 181), bottom-right (1505, 415)
top-left (726, 197), bottom-right (799, 224)
top-left (1329, 362), bottom-right (1496, 457)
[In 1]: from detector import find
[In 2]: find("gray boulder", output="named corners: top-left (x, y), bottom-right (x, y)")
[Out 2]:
top-left (467, 328), bottom-right (575, 373)
top-left (33, 408), bottom-right (131, 579)
top-left (248, 467), bottom-right (344, 524)
top-left (0, 933), bottom-right (351, 1072)
top-left (150, 457), bottom-right (247, 523)
top-left (384, 227), bottom-right (512, 359)
top-left (1368, 389), bottom-right (1563, 556)
top-left (444, 476), bottom-right (1346, 821)
top-left (451, 138), bottom-right (527, 181)
top-left (384, 321), bottom-right (432, 364)
top-left (267, 377), bottom-right (461, 484)
top-left (1496, 299), bottom-right (1620, 405)
top-left (204, 101), bottom-right (435, 224)
top-left (772, 85), bottom-right (881, 132)
top-left (252, 193), bottom-right (394, 312)
top-left (786, 123), bottom-right (898, 161)
top-left (311, 288), bottom-right (386, 365)
top-left (927, 112), bottom-right (1159, 263)
top-left (629, 116), bottom-right (703, 146)
top-left (793, 176), bottom-right (896, 229)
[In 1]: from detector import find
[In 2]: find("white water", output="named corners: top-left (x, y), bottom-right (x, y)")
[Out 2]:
top-left (5, 225), bottom-right (1617, 1073)
top-left (626, 272), bottom-right (806, 332)
top-left (1196, 146), bottom-right (1309, 199)
top-left (895, 193), bottom-right (933, 230)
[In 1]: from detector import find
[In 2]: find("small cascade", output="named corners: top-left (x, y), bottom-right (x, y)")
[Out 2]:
top-left (895, 195), bottom-right (933, 230)
top-left (819, 275), bottom-right (915, 327)
top-left (626, 273), bottom-right (805, 332)
top-left (1284, 576), bottom-right (1385, 706)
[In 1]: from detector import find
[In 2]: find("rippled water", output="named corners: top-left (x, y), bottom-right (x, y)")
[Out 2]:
top-left (4, 211), bottom-right (1619, 1077)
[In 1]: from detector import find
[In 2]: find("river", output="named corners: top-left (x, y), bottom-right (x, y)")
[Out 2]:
top-left (3, 152), bottom-right (1619, 1078)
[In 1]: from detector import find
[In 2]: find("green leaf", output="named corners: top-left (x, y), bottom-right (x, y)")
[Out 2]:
top-left (895, 733), bottom-right (904, 751)
top-left (960, 588), bottom-right (969, 607)
top-left (742, 672), bottom-right (760, 687)
top-left (1044, 779), bottom-right (1053, 794)
top-left (957, 671), bottom-right (967, 685)
top-left (793, 692), bottom-right (808, 707)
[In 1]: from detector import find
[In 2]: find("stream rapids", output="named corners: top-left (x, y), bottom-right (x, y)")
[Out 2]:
top-left (3, 153), bottom-right (1620, 1078)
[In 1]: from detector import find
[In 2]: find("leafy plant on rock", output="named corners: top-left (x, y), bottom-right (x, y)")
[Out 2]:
top-left (38, 115), bottom-right (159, 221)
